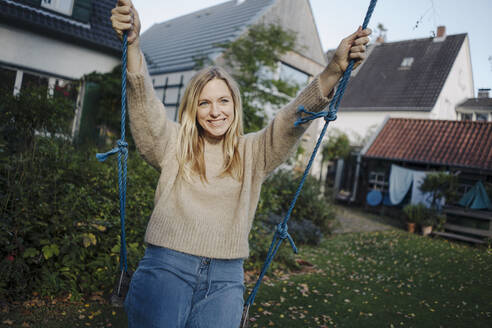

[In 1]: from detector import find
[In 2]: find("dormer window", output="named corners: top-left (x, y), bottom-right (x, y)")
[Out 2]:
top-left (41, 0), bottom-right (74, 16)
top-left (399, 57), bottom-right (414, 70)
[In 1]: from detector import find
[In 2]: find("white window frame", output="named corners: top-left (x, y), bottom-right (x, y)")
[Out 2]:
top-left (41, 0), bottom-right (75, 16)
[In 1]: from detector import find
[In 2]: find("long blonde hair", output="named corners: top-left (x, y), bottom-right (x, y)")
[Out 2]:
top-left (176, 66), bottom-right (243, 183)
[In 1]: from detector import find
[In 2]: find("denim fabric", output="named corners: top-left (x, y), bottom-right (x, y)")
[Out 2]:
top-left (124, 244), bottom-right (245, 328)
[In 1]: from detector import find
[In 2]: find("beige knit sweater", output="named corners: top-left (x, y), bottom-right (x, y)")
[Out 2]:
top-left (127, 58), bottom-right (332, 259)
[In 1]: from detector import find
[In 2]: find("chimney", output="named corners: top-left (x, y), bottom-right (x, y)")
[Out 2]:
top-left (375, 36), bottom-right (385, 44)
top-left (436, 26), bottom-right (446, 38)
top-left (478, 88), bottom-right (490, 98)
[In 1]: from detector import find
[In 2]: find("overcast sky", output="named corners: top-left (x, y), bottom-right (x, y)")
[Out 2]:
top-left (132, 0), bottom-right (492, 95)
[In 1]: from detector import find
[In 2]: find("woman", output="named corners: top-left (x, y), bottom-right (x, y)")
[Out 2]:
top-left (111, 0), bottom-right (371, 327)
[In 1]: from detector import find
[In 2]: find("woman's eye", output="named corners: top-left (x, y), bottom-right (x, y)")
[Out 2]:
top-left (220, 98), bottom-right (230, 103)
top-left (199, 101), bottom-right (208, 106)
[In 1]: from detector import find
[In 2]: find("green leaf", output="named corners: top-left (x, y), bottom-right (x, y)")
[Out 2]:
top-left (23, 248), bottom-right (39, 258)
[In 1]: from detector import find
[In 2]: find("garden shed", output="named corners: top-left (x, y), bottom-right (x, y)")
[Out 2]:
top-left (342, 117), bottom-right (492, 242)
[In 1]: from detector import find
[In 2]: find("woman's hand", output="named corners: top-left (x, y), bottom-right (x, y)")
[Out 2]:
top-left (111, 0), bottom-right (141, 45)
top-left (319, 27), bottom-right (372, 97)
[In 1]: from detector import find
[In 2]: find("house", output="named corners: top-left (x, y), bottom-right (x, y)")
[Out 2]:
top-left (139, 0), bottom-right (326, 125)
top-left (326, 26), bottom-right (474, 146)
top-left (339, 118), bottom-right (492, 206)
top-left (344, 117), bottom-right (492, 243)
top-left (0, 0), bottom-right (121, 136)
top-left (456, 88), bottom-right (492, 121)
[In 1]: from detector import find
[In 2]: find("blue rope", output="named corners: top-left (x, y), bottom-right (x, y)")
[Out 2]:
top-left (96, 32), bottom-right (129, 273)
top-left (244, 0), bottom-right (377, 312)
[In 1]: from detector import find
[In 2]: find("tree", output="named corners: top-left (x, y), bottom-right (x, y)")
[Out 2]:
top-left (213, 23), bottom-right (299, 133)
top-left (419, 172), bottom-right (458, 210)
top-left (320, 132), bottom-right (351, 181)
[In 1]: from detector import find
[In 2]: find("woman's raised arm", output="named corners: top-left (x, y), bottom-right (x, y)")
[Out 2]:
top-left (251, 27), bottom-right (371, 177)
top-left (111, 0), bottom-right (178, 171)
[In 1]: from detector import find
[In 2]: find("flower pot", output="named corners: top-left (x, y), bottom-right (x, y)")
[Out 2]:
top-left (407, 222), bottom-right (416, 233)
top-left (422, 225), bottom-right (433, 236)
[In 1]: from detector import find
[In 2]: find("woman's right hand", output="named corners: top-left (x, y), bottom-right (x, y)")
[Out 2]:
top-left (111, 0), bottom-right (141, 45)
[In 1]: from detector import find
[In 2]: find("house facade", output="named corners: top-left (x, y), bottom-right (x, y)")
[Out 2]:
top-left (326, 27), bottom-right (474, 146)
top-left (456, 88), bottom-right (492, 122)
top-left (0, 0), bottom-right (121, 136)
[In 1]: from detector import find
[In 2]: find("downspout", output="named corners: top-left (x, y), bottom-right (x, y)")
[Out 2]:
top-left (350, 154), bottom-right (361, 203)
top-left (350, 115), bottom-right (390, 203)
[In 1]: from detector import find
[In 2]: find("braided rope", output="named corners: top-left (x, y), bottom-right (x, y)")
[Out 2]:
top-left (96, 32), bottom-right (129, 273)
top-left (242, 1), bottom-right (378, 324)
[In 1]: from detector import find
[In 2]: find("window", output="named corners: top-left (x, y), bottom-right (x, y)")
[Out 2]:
top-left (368, 171), bottom-right (388, 192)
top-left (279, 63), bottom-right (309, 88)
top-left (476, 113), bottom-right (489, 121)
top-left (0, 66), bottom-right (17, 95)
top-left (21, 72), bottom-right (49, 92)
top-left (461, 113), bottom-right (473, 121)
top-left (41, 0), bottom-right (74, 16)
top-left (400, 57), bottom-right (414, 69)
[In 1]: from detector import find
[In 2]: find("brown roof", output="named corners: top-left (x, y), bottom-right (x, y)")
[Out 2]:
top-left (364, 118), bottom-right (492, 171)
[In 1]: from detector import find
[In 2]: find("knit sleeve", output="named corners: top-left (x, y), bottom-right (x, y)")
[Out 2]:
top-left (249, 75), bottom-right (333, 177)
top-left (126, 51), bottom-right (179, 171)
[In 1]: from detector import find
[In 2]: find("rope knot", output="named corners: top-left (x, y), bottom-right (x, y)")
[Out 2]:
top-left (275, 223), bottom-right (298, 254)
top-left (117, 140), bottom-right (128, 148)
top-left (96, 139), bottom-right (128, 162)
top-left (324, 111), bottom-right (337, 122)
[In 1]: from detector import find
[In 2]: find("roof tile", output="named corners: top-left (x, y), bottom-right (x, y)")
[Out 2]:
top-left (364, 118), bottom-right (492, 171)
top-left (339, 34), bottom-right (467, 111)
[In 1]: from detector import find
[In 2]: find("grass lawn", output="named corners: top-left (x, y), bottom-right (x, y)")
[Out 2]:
top-left (2, 230), bottom-right (491, 327)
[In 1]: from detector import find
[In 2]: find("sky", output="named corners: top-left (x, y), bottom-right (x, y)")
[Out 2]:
top-left (132, 0), bottom-right (492, 95)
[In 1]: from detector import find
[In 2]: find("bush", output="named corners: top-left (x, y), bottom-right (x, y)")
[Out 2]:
top-left (0, 137), bottom-right (157, 300)
top-left (256, 170), bottom-right (336, 234)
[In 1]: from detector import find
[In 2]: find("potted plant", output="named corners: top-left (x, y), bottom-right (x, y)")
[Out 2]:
top-left (403, 204), bottom-right (427, 233)
top-left (421, 212), bottom-right (434, 236)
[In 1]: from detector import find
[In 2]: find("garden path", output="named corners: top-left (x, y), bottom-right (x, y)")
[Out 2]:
top-left (332, 205), bottom-right (393, 234)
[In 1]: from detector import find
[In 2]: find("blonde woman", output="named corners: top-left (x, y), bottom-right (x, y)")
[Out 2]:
top-left (111, 0), bottom-right (371, 326)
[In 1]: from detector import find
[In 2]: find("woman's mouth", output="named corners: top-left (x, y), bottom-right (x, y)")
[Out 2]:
top-left (208, 118), bottom-right (227, 127)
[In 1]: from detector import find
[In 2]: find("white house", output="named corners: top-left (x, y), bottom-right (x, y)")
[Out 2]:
top-left (309, 26), bottom-right (475, 181)
top-left (0, 0), bottom-right (121, 136)
top-left (326, 27), bottom-right (474, 145)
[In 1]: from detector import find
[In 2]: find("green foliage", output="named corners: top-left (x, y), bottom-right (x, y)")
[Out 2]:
top-left (403, 203), bottom-right (429, 225)
top-left (419, 172), bottom-right (458, 209)
top-left (256, 170), bottom-right (336, 235)
top-left (0, 86), bottom-right (74, 154)
top-left (218, 23), bottom-right (299, 133)
top-left (82, 66), bottom-right (126, 142)
top-left (0, 136), bottom-right (157, 300)
top-left (321, 132), bottom-right (351, 163)
top-left (403, 204), bottom-right (443, 227)
top-left (247, 169), bottom-right (336, 271)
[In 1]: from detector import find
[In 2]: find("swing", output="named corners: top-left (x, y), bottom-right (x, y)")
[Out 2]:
top-left (96, 0), bottom-right (377, 321)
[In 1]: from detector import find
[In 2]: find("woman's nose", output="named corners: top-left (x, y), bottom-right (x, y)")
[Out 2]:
top-left (209, 103), bottom-right (220, 117)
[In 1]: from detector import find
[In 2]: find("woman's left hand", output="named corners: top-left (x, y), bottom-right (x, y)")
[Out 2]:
top-left (319, 27), bottom-right (372, 96)
top-left (329, 26), bottom-right (372, 75)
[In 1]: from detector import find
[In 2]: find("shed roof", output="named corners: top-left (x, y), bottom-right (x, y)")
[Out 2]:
top-left (338, 34), bottom-right (467, 112)
top-left (364, 118), bottom-right (492, 171)
top-left (0, 0), bottom-right (120, 54)
top-left (140, 0), bottom-right (275, 75)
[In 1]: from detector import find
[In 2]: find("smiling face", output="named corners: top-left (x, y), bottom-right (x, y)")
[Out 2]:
top-left (196, 78), bottom-right (235, 139)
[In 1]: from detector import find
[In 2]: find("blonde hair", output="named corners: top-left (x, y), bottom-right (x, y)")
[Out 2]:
top-left (177, 66), bottom-right (243, 183)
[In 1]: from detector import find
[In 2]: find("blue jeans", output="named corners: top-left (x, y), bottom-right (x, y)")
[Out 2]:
top-left (124, 244), bottom-right (245, 328)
